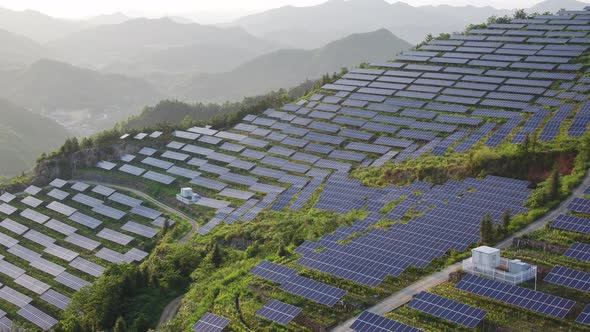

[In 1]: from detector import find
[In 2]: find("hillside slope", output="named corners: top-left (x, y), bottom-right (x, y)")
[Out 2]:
top-left (175, 29), bottom-right (411, 102)
top-left (0, 29), bottom-right (45, 69)
top-left (531, 0), bottom-right (590, 13)
top-left (0, 59), bottom-right (163, 135)
top-left (0, 99), bottom-right (69, 177)
top-left (0, 7), bottom-right (83, 43)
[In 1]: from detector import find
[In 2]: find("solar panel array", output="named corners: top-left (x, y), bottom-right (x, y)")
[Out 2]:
top-left (350, 311), bottom-right (423, 332)
top-left (456, 274), bottom-right (575, 318)
top-left (103, 6), bottom-right (590, 235)
top-left (0, 182), bottom-right (165, 328)
top-left (544, 265), bottom-right (590, 292)
top-left (255, 300), bottom-right (302, 325)
top-left (408, 292), bottom-right (487, 328)
top-left (191, 313), bottom-right (231, 332)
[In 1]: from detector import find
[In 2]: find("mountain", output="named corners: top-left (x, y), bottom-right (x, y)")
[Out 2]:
top-left (174, 29), bottom-right (411, 102)
top-left (0, 7), bottom-right (83, 43)
top-left (47, 17), bottom-right (280, 70)
top-left (0, 29), bottom-right (45, 69)
top-left (0, 99), bottom-right (69, 177)
top-left (0, 59), bottom-right (163, 135)
top-left (531, 0), bottom-right (590, 13)
top-left (229, 0), bottom-right (512, 47)
top-left (85, 12), bottom-right (131, 26)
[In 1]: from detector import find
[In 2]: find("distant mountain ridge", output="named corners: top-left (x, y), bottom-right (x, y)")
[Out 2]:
top-left (0, 99), bottom-right (69, 177)
top-left (229, 0), bottom-right (513, 47)
top-left (174, 28), bottom-right (411, 102)
top-left (46, 17), bottom-right (280, 71)
top-left (0, 29), bottom-right (46, 69)
top-left (0, 59), bottom-right (163, 135)
top-left (531, 0), bottom-right (590, 13)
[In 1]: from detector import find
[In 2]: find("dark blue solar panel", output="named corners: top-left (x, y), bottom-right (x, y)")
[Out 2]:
top-left (552, 214), bottom-right (590, 234)
top-left (568, 197), bottom-right (590, 214)
top-left (256, 300), bottom-right (302, 325)
top-left (280, 275), bottom-right (346, 306)
top-left (544, 266), bottom-right (590, 292)
top-left (350, 311), bottom-right (423, 332)
top-left (569, 102), bottom-right (590, 137)
top-left (456, 274), bottom-right (575, 318)
top-left (408, 292), bottom-right (487, 328)
top-left (577, 304), bottom-right (590, 326)
top-left (564, 242), bottom-right (590, 262)
top-left (250, 261), bottom-right (298, 284)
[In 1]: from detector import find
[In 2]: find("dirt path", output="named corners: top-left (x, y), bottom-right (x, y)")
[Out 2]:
top-left (331, 171), bottom-right (590, 331)
top-left (157, 294), bottom-right (185, 329)
top-left (78, 180), bottom-right (199, 243)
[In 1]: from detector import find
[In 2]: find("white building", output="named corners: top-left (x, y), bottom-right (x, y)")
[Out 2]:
top-left (462, 246), bottom-right (537, 285)
top-left (176, 188), bottom-right (201, 205)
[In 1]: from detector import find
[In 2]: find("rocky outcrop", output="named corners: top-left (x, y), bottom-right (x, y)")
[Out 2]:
top-left (34, 142), bottom-right (140, 185)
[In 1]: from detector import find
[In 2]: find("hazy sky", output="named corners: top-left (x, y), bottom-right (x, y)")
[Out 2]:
top-left (0, 0), bottom-right (587, 19)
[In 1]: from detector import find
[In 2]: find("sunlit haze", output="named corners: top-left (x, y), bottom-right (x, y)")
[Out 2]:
top-left (0, 0), bottom-right (586, 22)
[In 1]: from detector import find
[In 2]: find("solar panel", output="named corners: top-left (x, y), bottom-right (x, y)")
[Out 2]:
top-left (408, 292), bottom-right (487, 328)
top-left (21, 196), bottom-right (42, 208)
top-left (20, 209), bottom-right (49, 224)
top-left (47, 188), bottom-right (69, 200)
top-left (24, 185), bottom-right (41, 195)
top-left (0, 193), bottom-right (15, 203)
top-left (577, 304), bottom-right (590, 326)
top-left (568, 197), bottom-right (590, 214)
top-left (564, 242), bottom-right (590, 262)
top-left (49, 178), bottom-right (67, 188)
top-left (97, 228), bottom-right (134, 245)
top-left (65, 233), bottom-right (101, 251)
top-left (142, 171), bottom-right (175, 184)
top-left (46, 201), bottom-right (77, 216)
top-left (0, 218), bottom-right (28, 235)
top-left (69, 211), bottom-right (102, 229)
top-left (456, 273), bottom-right (575, 318)
top-left (249, 260), bottom-right (298, 284)
top-left (350, 311), bottom-right (423, 332)
top-left (122, 221), bottom-right (158, 238)
top-left (191, 313), bottom-right (231, 332)
top-left (69, 257), bottom-right (105, 277)
top-left (256, 300), bottom-right (302, 325)
top-left (544, 265), bottom-right (590, 292)
top-left (54, 271), bottom-right (91, 291)
top-left (0, 204), bottom-right (16, 216)
top-left (280, 275), bottom-right (346, 306)
top-left (41, 289), bottom-right (71, 310)
top-left (15, 274), bottom-right (50, 294)
top-left (17, 304), bottom-right (58, 330)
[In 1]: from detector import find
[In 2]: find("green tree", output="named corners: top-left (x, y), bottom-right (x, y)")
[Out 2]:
top-left (480, 213), bottom-right (495, 245)
top-left (114, 316), bottom-right (127, 332)
top-left (207, 243), bottom-right (222, 268)
top-left (513, 9), bottom-right (527, 19)
top-left (162, 219), bottom-right (170, 236)
top-left (132, 314), bottom-right (149, 332)
top-left (549, 166), bottom-right (561, 200)
top-left (497, 210), bottom-right (512, 237)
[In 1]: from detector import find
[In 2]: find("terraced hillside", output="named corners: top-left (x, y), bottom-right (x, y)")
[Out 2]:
top-left (0, 179), bottom-right (182, 330)
top-left (72, 7), bottom-right (590, 332)
top-left (7, 6), bottom-right (590, 332)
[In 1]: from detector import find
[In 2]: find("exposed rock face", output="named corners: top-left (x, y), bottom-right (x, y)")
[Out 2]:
top-left (34, 143), bottom-right (141, 185)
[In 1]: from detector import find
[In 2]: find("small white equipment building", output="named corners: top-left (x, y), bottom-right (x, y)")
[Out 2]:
top-left (176, 188), bottom-right (201, 205)
top-left (462, 246), bottom-right (537, 286)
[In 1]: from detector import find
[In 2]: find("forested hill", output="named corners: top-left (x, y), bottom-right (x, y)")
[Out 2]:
top-left (0, 99), bottom-right (69, 177)
top-left (0, 59), bottom-right (162, 118)
top-left (173, 29), bottom-right (411, 102)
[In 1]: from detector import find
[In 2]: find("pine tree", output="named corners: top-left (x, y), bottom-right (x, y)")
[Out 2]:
top-left (114, 316), bottom-right (127, 332)
top-left (549, 166), bottom-right (560, 201)
top-left (497, 210), bottom-right (512, 238)
top-left (207, 243), bottom-right (222, 267)
top-left (480, 213), bottom-right (495, 245)
top-left (162, 219), bottom-right (170, 236)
